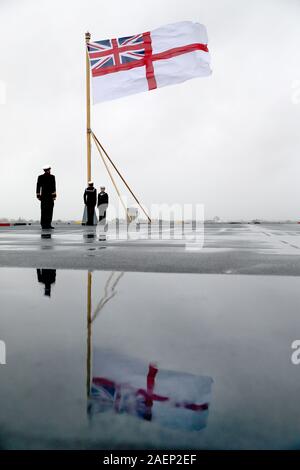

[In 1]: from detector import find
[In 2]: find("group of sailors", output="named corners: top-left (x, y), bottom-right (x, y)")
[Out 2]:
top-left (83, 181), bottom-right (109, 226)
top-left (36, 165), bottom-right (109, 229)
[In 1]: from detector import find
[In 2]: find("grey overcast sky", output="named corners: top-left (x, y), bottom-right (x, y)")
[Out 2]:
top-left (0, 0), bottom-right (300, 221)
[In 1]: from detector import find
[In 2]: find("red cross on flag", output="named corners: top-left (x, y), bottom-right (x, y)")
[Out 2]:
top-left (89, 348), bottom-right (213, 431)
top-left (88, 21), bottom-right (211, 103)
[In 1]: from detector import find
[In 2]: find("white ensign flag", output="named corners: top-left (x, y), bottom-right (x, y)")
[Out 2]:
top-left (88, 21), bottom-right (211, 103)
top-left (89, 348), bottom-right (213, 431)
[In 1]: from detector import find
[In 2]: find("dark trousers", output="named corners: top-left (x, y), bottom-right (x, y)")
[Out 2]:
top-left (37, 269), bottom-right (56, 296)
top-left (87, 205), bottom-right (95, 226)
top-left (41, 199), bottom-right (54, 228)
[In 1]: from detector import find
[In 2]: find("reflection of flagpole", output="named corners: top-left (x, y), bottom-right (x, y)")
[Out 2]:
top-left (86, 271), bottom-right (92, 398)
top-left (87, 271), bottom-right (124, 403)
top-left (92, 272), bottom-right (124, 322)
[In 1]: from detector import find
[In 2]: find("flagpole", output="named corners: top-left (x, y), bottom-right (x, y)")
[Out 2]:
top-left (85, 32), bottom-right (92, 183)
top-left (86, 271), bottom-right (92, 398)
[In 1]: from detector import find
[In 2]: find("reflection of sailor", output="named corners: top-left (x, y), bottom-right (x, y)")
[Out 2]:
top-left (36, 165), bottom-right (56, 229)
top-left (97, 186), bottom-right (109, 223)
top-left (84, 181), bottom-right (97, 226)
top-left (37, 269), bottom-right (56, 297)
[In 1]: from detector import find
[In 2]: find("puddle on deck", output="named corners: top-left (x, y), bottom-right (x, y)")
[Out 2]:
top-left (0, 268), bottom-right (300, 449)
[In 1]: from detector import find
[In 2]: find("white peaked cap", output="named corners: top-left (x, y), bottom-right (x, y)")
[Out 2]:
top-left (88, 180), bottom-right (94, 184)
top-left (43, 164), bottom-right (51, 170)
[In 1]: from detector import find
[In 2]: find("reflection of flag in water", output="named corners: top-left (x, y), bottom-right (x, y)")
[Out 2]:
top-left (88, 348), bottom-right (213, 431)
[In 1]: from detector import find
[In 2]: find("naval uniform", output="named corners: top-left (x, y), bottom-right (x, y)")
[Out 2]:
top-left (97, 191), bottom-right (109, 222)
top-left (37, 269), bottom-right (56, 297)
top-left (84, 186), bottom-right (97, 225)
top-left (36, 173), bottom-right (56, 229)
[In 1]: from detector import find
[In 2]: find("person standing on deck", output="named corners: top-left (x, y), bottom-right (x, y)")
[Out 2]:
top-left (84, 181), bottom-right (97, 226)
top-left (97, 186), bottom-right (109, 224)
top-left (36, 165), bottom-right (56, 229)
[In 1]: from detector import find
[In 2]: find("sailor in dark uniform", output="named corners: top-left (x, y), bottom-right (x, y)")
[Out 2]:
top-left (84, 181), bottom-right (97, 226)
top-left (37, 269), bottom-right (56, 297)
top-left (97, 186), bottom-right (109, 223)
top-left (36, 165), bottom-right (56, 229)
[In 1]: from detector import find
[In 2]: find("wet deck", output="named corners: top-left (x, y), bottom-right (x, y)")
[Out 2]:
top-left (1, 223), bottom-right (300, 274)
top-left (1, 224), bottom-right (300, 449)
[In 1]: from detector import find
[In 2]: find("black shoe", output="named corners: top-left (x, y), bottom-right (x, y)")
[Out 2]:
top-left (49, 226), bottom-right (55, 229)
